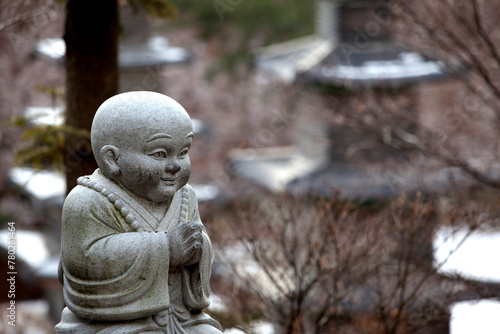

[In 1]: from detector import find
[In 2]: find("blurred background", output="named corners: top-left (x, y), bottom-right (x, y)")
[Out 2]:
top-left (1, 0), bottom-right (500, 333)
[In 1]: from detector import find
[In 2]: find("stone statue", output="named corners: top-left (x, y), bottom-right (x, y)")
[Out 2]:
top-left (55, 91), bottom-right (223, 334)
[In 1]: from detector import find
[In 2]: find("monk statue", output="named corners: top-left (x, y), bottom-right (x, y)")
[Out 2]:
top-left (55, 91), bottom-right (223, 334)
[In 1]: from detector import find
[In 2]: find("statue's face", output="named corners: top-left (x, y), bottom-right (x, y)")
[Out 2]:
top-left (115, 114), bottom-right (193, 203)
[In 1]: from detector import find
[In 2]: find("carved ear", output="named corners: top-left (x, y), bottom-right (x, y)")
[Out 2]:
top-left (100, 145), bottom-right (120, 177)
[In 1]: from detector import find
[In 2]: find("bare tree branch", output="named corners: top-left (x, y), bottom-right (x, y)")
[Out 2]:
top-left (0, 6), bottom-right (54, 32)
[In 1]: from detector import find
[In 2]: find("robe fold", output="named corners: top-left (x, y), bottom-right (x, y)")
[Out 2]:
top-left (55, 169), bottom-right (222, 334)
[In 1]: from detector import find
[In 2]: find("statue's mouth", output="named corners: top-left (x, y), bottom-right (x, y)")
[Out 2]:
top-left (161, 178), bottom-right (176, 183)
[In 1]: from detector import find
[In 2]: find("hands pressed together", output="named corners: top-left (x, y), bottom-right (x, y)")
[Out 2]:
top-left (168, 221), bottom-right (204, 267)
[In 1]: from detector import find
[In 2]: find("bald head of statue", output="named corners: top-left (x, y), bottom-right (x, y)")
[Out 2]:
top-left (90, 91), bottom-right (194, 203)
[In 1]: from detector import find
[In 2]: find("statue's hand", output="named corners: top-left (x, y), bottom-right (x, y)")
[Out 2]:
top-left (168, 221), bottom-right (203, 267)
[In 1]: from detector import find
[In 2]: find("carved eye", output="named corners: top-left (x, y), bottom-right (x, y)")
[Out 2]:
top-left (151, 151), bottom-right (167, 159)
top-left (179, 148), bottom-right (189, 158)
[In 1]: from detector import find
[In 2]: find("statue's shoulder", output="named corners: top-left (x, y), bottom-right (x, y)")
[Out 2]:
top-left (63, 175), bottom-right (112, 214)
top-left (65, 180), bottom-right (101, 204)
top-left (182, 183), bottom-right (200, 207)
top-left (183, 183), bottom-right (196, 196)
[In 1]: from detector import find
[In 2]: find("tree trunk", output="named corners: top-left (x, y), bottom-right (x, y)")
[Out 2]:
top-left (63, 0), bottom-right (118, 192)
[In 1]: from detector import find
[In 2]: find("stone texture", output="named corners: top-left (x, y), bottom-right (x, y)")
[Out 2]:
top-left (55, 91), bottom-right (222, 333)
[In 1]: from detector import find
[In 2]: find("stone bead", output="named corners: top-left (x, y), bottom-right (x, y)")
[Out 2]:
top-left (121, 207), bottom-right (130, 216)
top-left (114, 200), bottom-right (124, 210)
top-left (125, 214), bottom-right (135, 224)
top-left (108, 194), bottom-right (118, 202)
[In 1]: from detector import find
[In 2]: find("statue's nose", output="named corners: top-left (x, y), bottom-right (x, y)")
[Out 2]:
top-left (165, 161), bottom-right (181, 174)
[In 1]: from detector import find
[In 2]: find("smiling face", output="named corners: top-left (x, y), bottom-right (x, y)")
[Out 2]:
top-left (91, 92), bottom-right (194, 203)
top-left (115, 115), bottom-right (193, 203)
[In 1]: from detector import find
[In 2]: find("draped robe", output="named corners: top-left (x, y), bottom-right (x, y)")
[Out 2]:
top-left (55, 170), bottom-right (222, 334)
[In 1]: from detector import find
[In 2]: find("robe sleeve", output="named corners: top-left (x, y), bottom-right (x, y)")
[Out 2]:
top-left (60, 185), bottom-right (172, 322)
